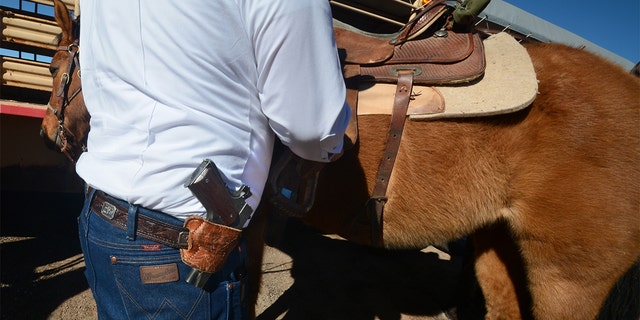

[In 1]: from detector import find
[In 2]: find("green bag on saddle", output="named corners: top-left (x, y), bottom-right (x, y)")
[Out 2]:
top-left (452, 0), bottom-right (491, 27)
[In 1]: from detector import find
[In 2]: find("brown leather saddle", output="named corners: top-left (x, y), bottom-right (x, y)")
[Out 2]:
top-left (338, 0), bottom-right (486, 148)
top-left (336, 0), bottom-right (485, 84)
top-left (267, 1), bottom-right (487, 245)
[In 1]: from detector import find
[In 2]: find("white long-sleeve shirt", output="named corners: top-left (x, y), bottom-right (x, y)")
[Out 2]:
top-left (76, 0), bottom-right (351, 223)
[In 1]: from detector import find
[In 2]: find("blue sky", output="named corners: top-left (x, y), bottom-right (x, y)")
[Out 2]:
top-left (504, 0), bottom-right (639, 65)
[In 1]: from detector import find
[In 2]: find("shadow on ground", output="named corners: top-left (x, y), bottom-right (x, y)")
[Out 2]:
top-left (1, 190), bottom-right (88, 319)
top-left (258, 219), bottom-right (484, 320)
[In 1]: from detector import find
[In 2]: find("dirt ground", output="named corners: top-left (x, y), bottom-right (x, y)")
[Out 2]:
top-left (1, 191), bottom-right (482, 320)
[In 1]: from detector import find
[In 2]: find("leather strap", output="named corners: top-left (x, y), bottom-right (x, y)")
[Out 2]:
top-left (91, 191), bottom-right (189, 249)
top-left (368, 70), bottom-right (414, 246)
top-left (343, 64), bottom-right (360, 149)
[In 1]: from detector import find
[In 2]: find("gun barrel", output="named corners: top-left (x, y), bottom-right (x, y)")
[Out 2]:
top-left (185, 269), bottom-right (212, 288)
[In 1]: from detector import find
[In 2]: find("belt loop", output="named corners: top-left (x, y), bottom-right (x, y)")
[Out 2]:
top-left (83, 185), bottom-right (97, 221)
top-left (84, 184), bottom-right (92, 199)
top-left (126, 204), bottom-right (138, 241)
top-left (85, 185), bottom-right (96, 202)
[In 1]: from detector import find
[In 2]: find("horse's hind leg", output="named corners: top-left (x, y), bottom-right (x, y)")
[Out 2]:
top-left (516, 219), bottom-right (638, 320)
top-left (472, 221), bottom-right (531, 320)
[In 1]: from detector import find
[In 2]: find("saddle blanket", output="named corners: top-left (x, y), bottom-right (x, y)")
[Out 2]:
top-left (356, 32), bottom-right (538, 120)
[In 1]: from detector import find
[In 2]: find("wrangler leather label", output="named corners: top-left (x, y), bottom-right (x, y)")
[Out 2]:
top-left (141, 244), bottom-right (162, 252)
top-left (140, 264), bottom-right (180, 284)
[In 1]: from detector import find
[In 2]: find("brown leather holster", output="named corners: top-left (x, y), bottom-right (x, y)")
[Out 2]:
top-left (180, 215), bottom-right (242, 274)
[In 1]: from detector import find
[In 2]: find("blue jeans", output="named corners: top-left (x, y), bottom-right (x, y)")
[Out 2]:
top-left (78, 188), bottom-right (247, 320)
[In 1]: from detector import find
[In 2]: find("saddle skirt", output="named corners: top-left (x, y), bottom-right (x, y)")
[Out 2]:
top-left (356, 32), bottom-right (539, 120)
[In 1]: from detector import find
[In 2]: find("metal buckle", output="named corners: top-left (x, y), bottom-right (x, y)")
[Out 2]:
top-left (178, 231), bottom-right (190, 247)
top-left (390, 66), bottom-right (423, 77)
top-left (101, 202), bottom-right (117, 219)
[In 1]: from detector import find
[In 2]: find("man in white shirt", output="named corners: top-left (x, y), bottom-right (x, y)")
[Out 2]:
top-left (76, 0), bottom-right (350, 318)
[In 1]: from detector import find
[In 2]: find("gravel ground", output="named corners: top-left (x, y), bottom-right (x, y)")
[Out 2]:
top-left (1, 191), bottom-right (477, 319)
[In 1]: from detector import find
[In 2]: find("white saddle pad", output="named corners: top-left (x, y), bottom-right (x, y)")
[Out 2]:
top-left (356, 32), bottom-right (538, 120)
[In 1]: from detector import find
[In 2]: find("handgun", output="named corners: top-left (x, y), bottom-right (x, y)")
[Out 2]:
top-left (184, 159), bottom-right (252, 228)
top-left (183, 159), bottom-right (253, 288)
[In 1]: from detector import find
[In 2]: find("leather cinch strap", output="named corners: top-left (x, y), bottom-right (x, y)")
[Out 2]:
top-left (368, 70), bottom-right (414, 246)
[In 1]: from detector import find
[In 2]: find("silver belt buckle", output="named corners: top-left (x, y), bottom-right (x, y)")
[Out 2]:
top-left (101, 201), bottom-right (117, 220)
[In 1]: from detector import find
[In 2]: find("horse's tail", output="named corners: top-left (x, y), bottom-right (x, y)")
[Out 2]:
top-left (597, 258), bottom-right (640, 320)
top-left (631, 61), bottom-right (640, 77)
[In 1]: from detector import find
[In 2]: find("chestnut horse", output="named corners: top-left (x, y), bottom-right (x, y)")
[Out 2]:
top-left (39, 6), bottom-right (88, 163)
top-left (303, 43), bottom-right (640, 318)
top-left (42, 0), bottom-right (639, 319)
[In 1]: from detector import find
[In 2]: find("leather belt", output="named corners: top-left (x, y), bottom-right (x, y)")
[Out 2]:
top-left (90, 191), bottom-right (189, 249)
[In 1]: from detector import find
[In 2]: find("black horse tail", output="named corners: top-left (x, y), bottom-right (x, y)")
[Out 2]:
top-left (631, 61), bottom-right (640, 78)
top-left (597, 258), bottom-right (640, 320)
